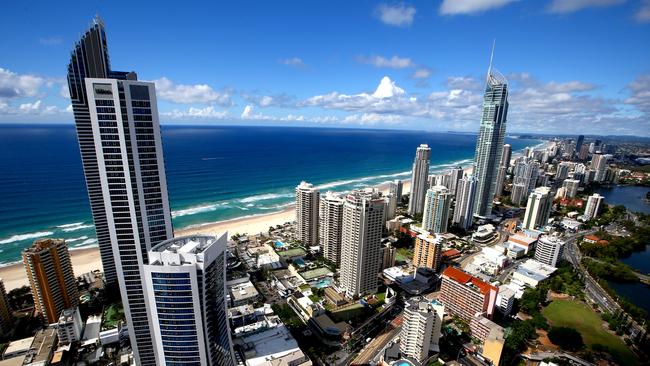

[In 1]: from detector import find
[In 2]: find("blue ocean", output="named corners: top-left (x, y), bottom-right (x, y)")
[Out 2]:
top-left (0, 124), bottom-right (540, 265)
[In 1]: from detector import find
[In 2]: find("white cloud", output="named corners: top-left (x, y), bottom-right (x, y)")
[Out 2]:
top-left (240, 104), bottom-right (306, 122)
top-left (343, 113), bottom-right (405, 125)
top-left (59, 84), bottom-right (70, 99)
top-left (440, 0), bottom-right (517, 15)
top-left (548, 0), bottom-right (625, 13)
top-left (163, 106), bottom-right (230, 119)
top-left (154, 77), bottom-right (232, 105)
top-left (294, 72), bottom-right (648, 134)
top-left (624, 73), bottom-right (650, 114)
top-left (0, 68), bottom-right (45, 99)
top-left (357, 55), bottom-right (415, 69)
top-left (241, 105), bottom-right (254, 119)
top-left (279, 57), bottom-right (304, 67)
top-left (636, 0), bottom-right (650, 22)
top-left (241, 92), bottom-right (295, 108)
top-left (375, 3), bottom-right (416, 27)
top-left (412, 68), bottom-right (431, 79)
top-left (372, 76), bottom-right (406, 98)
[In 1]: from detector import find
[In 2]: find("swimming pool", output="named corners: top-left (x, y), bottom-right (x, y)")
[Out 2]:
top-left (274, 240), bottom-right (287, 249)
top-left (312, 277), bottom-right (333, 289)
top-left (294, 258), bottom-right (306, 267)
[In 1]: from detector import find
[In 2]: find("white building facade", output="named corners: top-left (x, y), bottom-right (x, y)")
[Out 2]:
top-left (143, 234), bottom-right (236, 366)
top-left (400, 298), bottom-right (444, 362)
top-left (422, 186), bottom-right (451, 233)
top-left (340, 191), bottom-right (385, 298)
top-left (296, 181), bottom-right (320, 246)
top-left (319, 192), bottom-right (344, 266)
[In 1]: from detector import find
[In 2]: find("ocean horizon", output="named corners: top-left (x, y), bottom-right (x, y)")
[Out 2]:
top-left (0, 124), bottom-right (541, 265)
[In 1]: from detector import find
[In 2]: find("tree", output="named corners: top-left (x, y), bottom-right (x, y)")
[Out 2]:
top-left (548, 326), bottom-right (584, 351)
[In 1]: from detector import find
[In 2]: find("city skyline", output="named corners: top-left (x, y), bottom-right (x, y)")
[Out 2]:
top-left (0, 1), bottom-right (649, 135)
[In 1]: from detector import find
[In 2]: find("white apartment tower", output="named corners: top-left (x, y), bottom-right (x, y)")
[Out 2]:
top-left (591, 154), bottom-right (612, 182)
top-left (562, 179), bottom-right (580, 199)
top-left (143, 234), bottom-right (236, 366)
top-left (400, 298), bottom-right (445, 362)
top-left (319, 192), bottom-right (345, 266)
top-left (534, 236), bottom-right (565, 267)
top-left (447, 167), bottom-right (464, 196)
top-left (295, 181), bottom-right (320, 246)
top-left (522, 187), bottom-right (552, 230)
top-left (501, 144), bottom-right (512, 168)
top-left (83, 78), bottom-right (173, 365)
top-left (68, 19), bottom-right (173, 365)
top-left (408, 144), bottom-right (431, 216)
top-left (452, 175), bottom-right (477, 230)
top-left (389, 180), bottom-right (403, 202)
top-left (340, 190), bottom-right (385, 298)
top-left (584, 193), bottom-right (604, 220)
top-left (422, 186), bottom-right (451, 233)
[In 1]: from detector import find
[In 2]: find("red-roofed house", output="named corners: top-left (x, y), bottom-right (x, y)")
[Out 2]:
top-left (439, 267), bottom-right (498, 320)
top-left (583, 235), bottom-right (600, 244)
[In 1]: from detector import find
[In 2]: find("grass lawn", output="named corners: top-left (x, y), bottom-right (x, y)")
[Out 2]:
top-left (542, 300), bottom-right (636, 365)
top-left (395, 247), bottom-right (413, 262)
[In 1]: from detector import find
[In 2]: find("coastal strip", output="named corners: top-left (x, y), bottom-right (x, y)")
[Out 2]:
top-left (0, 141), bottom-right (548, 291)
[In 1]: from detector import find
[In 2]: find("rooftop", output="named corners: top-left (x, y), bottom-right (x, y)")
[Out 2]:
top-left (23, 238), bottom-right (65, 254)
top-left (25, 328), bottom-right (58, 364)
top-left (442, 266), bottom-right (497, 295)
top-left (3, 337), bottom-right (34, 357)
top-left (148, 234), bottom-right (226, 267)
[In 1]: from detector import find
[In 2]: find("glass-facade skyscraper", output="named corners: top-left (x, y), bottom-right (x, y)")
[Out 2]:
top-left (472, 54), bottom-right (509, 217)
top-left (143, 235), bottom-right (236, 366)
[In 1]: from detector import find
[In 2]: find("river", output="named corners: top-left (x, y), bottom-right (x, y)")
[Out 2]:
top-left (593, 185), bottom-right (650, 316)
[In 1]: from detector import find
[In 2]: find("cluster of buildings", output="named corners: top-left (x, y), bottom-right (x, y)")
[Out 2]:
top-left (2, 15), bottom-right (631, 366)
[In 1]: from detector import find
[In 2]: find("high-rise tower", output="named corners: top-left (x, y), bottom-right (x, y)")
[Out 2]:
top-left (340, 190), bottom-right (385, 298)
top-left (23, 239), bottom-right (78, 323)
top-left (422, 186), bottom-right (451, 233)
top-left (295, 181), bottom-right (320, 246)
top-left (408, 144), bottom-right (431, 216)
top-left (319, 192), bottom-right (344, 266)
top-left (473, 45), bottom-right (509, 217)
top-left (68, 18), bottom-right (173, 365)
top-left (452, 175), bottom-right (477, 230)
top-left (143, 234), bottom-right (236, 366)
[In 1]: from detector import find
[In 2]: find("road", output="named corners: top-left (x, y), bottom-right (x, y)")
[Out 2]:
top-left (351, 325), bottom-right (400, 365)
top-left (563, 230), bottom-right (646, 338)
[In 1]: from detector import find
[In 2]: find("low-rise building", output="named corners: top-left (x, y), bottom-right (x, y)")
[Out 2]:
top-left (2, 337), bottom-right (34, 360)
top-left (506, 234), bottom-right (537, 254)
top-left (512, 259), bottom-right (558, 288)
top-left (22, 328), bottom-right (58, 366)
top-left (56, 307), bottom-right (83, 345)
top-left (229, 281), bottom-right (261, 307)
top-left (471, 224), bottom-right (497, 245)
top-left (236, 324), bottom-right (311, 366)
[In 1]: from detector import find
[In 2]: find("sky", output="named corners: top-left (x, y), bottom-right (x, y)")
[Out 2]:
top-left (0, 0), bottom-right (649, 135)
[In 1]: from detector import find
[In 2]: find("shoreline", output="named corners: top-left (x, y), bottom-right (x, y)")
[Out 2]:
top-left (0, 141), bottom-right (548, 291)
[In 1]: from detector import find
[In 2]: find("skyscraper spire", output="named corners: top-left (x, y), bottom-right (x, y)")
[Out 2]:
top-left (487, 39), bottom-right (495, 82)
